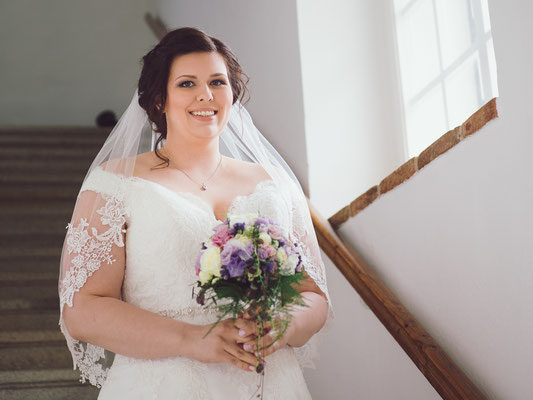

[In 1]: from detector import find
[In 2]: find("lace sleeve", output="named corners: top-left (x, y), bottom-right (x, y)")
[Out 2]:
top-left (58, 168), bottom-right (128, 388)
top-left (285, 178), bottom-right (335, 369)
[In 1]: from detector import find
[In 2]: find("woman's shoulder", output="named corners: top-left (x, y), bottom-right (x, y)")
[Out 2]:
top-left (81, 157), bottom-right (137, 196)
top-left (224, 156), bottom-right (272, 184)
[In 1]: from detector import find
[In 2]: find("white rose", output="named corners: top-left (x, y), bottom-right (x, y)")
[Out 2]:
top-left (200, 246), bottom-right (222, 278)
top-left (280, 253), bottom-right (300, 275)
top-left (277, 247), bottom-right (287, 265)
top-left (258, 232), bottom-right (272, 245)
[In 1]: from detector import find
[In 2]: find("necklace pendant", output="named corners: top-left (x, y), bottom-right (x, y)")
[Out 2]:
top-left (201, 183), bottom-right (208, 191)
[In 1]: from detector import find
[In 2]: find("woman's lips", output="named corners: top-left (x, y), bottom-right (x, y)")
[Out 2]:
top-left (189, 111), bottom-right (217, 121)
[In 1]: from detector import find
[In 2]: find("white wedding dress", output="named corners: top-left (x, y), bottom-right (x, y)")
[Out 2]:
top-left (62, 165), bottom-right (317, 399)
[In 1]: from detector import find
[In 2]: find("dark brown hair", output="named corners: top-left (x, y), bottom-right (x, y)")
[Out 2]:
top-left (137, 27), bottom-right (250, 168)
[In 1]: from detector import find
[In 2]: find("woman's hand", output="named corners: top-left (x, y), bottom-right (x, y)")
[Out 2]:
top-left (234, 310), bottom-right (297, 359)
top-left (186, 317), bottom-right (259, 373)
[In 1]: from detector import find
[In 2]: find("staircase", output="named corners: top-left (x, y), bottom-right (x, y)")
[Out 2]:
top-left (0, 127), bottom-right (111, 399)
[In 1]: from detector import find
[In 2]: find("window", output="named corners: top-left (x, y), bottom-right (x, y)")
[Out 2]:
top-left (393, 0), bottom-right (498, 158)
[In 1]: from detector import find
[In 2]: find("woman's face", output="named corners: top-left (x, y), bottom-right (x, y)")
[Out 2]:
top-left (163, 51), bottom-right (233, 141)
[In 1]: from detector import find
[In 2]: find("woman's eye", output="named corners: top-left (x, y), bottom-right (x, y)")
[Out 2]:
top-left (178, 79), bottom-right (226, 88)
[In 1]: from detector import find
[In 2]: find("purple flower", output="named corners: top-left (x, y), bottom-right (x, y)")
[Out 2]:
top-left (295, 254), bottom-right (303, 272)
top-left (254, 216), bottom-right (273, 233)
top-left (219, 240), bottom-right (255, 278)
top-left (258, 244), bottom-right (277, 261)
top-left (261, 261), bottom-right (275, 273)
top-left (229, 222), bottom-right (245, 235)
top-left (268, 225), bottom-right (284, 240)
top-left (226, 254), bottom-right (252, 278)
top-left (194, 250), bottom-right (203, 276)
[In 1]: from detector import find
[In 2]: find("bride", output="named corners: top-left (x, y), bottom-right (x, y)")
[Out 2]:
top-left (58, 27), bottom-right (333, 399)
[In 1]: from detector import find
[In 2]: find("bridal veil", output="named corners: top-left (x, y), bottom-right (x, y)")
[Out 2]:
top-left (57, 32), bottom-right (334, 391)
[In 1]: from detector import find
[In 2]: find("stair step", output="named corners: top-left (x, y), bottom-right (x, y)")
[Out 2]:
top-left (0, 158), bottom-right (92, 174)
top-left (0, 214), bottom-right (71, 235)
top-left (0, 329), bottom-right (64, 344)
top-left (0, 233), bottom-right (66, 249)
top-left (0, 199), bottom-right (74, 215)
top-left (0, 174), bottom-right (84, 185)
top-left (0, 369), bottom-right (99, 400)
top-left (0, 271), bottom-right (58, 282)
top-left (0, 384), bottom-right (99, 400)
top-left (0, 126), bottom-right (111, 143)
top-left (0, 182), bottom-right (80, 201)
top-left (0, 172), bottom-right (87, 184)
top-left (0, 254), bottom-right (60, 271)
top-left (0, 310), bottom-right (59, 331)
top-left (0, 146), bottom-right (101, 160)
top-left (0, 245), bottom-right (61, 259)
top-left (0, 340), bottom-right (73, 371)
top-left (0, 280), bottom-right (58, 311)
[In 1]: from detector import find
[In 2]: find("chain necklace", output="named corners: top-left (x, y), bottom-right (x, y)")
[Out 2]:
top-left (163, 147), bottom-right (223, 191)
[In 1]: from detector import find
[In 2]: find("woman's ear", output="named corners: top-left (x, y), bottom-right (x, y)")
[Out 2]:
top-left (156, 103), bottom-right (166, 114)
top-left (155, 94), bottom-right (166, 114)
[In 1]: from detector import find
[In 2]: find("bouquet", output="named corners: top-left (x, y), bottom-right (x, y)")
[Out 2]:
top-left (192, 212), bottom-right (307, 379)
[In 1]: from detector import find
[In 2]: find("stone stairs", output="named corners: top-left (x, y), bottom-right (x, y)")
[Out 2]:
top-left (0, 127), bottom-right (111, 399)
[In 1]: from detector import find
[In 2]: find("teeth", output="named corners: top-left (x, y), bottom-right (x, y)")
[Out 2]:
top-left (191, 110), bottom-right (215, 116)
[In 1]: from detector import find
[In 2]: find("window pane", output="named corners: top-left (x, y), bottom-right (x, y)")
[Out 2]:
top-left (396, 0), bottom-right (441, 99)
top-left (480, 0), bottom-right (492, 33)
top-left (406, 84), bottom-right (448, 157)
top-left (486, 37), bottom-right (499, 98)
top-left (435, 0), bottom-right (473, 69)
top-left (445, 53), bottom-right (481, 129)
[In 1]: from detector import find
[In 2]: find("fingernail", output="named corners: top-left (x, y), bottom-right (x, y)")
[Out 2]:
top-left (244, 344), bottom-right (251, 351)
top-left (249, 365), bottom-right (255, 371)
top-left (239, 329), bottom-right (246, 337)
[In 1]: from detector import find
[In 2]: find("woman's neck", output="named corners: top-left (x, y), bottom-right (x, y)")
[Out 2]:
top-left (160, 134), bottom-right (222, 176)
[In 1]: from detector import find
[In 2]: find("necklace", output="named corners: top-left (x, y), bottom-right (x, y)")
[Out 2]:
top-left (162, 148), bottom-right (223, 191)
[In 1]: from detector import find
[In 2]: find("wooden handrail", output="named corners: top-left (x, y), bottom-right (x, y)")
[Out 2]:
top-left (308, 200), bottom-right (488, 400)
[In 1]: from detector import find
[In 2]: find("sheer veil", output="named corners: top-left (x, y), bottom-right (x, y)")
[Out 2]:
top-left (57, 88), bottom-right (334, 391)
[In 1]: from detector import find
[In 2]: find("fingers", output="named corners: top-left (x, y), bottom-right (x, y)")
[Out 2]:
top-left (233, 318), bottom-right (272, 342)
top-left (242, 329), bottom-right (277, 353)
top-left (223, 343), bottom-right (260, 372)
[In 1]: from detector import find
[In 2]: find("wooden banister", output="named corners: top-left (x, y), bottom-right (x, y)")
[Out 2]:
top-left (308, 200), bottom-right (488, 400)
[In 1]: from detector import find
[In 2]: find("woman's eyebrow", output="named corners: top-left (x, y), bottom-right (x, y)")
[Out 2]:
top-left (175, 73), bottom-right (227, 81)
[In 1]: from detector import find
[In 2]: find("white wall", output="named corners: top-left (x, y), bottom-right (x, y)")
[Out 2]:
top-left (336, 1), bottom-right (533, 398)
top-left (296, 0), bottom-right (406, 218)
top-left (0, 0), bottom-right (157, 126)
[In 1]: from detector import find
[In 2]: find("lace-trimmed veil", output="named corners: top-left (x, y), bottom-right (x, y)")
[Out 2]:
top-left (58, 88), bottom-right (334, 388)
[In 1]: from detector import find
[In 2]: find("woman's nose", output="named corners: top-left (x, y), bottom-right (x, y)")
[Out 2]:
top-left (196, 84), bottom-right (213, 102)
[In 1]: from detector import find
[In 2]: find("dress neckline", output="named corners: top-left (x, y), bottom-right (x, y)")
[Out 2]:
top-left (94, 166), bottom-right (276, 224)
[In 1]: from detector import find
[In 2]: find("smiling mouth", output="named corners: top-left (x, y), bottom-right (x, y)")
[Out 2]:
top-left (189, 111), bottom-right (218, 116)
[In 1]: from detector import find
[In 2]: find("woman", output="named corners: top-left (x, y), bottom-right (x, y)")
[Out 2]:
top-left (58, 27), bottom-right (333, 399)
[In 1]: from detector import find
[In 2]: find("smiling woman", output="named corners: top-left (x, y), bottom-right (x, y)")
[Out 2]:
top-left (58, 26), bottom-right (333, 400)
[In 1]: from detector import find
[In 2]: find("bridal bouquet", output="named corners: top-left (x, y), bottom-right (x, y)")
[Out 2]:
top-left (192, 212), bottom-right (307, 375)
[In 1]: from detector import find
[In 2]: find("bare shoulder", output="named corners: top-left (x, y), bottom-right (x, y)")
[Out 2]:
top-left (223, 156), bottom-right (272, 184)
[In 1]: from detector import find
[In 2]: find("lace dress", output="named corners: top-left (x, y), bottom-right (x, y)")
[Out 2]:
top-left (59, 166), bottom-right (321, 399)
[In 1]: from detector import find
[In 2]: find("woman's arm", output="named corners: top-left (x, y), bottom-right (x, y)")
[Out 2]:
top-left (286, 291), bottom-right (329, 347)
top-left (64, 294), bottom-right (190, 359)
top-left (236, 289), bottom-right (329, 354)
